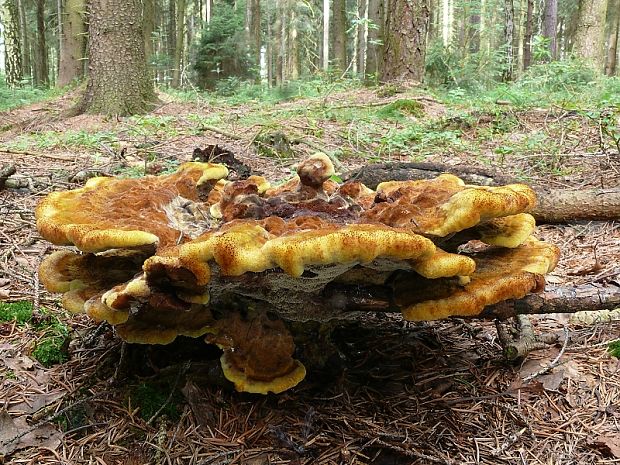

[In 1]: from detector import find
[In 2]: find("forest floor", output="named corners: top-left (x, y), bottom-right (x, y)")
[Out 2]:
top-left (1, 84), bottom-right (620, 465)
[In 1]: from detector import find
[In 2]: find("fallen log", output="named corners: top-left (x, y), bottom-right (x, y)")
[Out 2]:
top-left (344, 162), bottom-right (620, 223)
top-left (328, 282), bottom-right (620, 319)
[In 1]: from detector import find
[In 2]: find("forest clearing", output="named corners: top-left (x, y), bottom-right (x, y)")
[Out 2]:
top-left (0, 81), bottom-right (619, 464)
top-left (2, 0), bottom-right (620, 461)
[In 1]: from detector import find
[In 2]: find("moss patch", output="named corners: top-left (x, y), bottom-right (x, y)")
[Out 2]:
top-left (608, 340), bottom-right (620, 358)
top-left (0, 301), bottom-right (34, 324)
top-left (376, 99), bottom-right (424, 119)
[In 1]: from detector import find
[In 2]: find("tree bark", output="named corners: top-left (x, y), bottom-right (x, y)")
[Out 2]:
top-left (573, 0), bottom-right (608, 69)
top-left (167, 0), bottom-right (176, 84)
top-left (322, 0), bottom-right (329, 70)
top-left (77, 0), bottom-right (155, 115)
top-left (34, 0), bottom-right (49, 87)
top-left (480, 284), bottom-right (620, 319)
top-left (343, 162), bottom-right (620, 223)
top-left (287, 7), bottom-right (300, 80)
top-left (380, 0), bottom-right (429, 82)
top-left (468, 4), bottom-right (481, 54)
top-left (332, 0), bottom-right (347, 72)
top-left (247, 0), bottom-right (261, 70)
top-left (522, 0), bottom-right (533, 69)
top-left (1, 0), bottom-right (23, 88)
top-left (542, 0), bottom-right (558, 59)
top-left (356, 0), bottom-right (367, 76)
top-left (143, 0), bottom-right (155, 65)
top-left (502, 0), bottom-right (515, 81)
top-left (17, 0), bottom-right (30, 81)
top-left (170, 0), bottom-right (185, 87)
top-left (365, 0), bottom-right (381, 80)
top-left (605, 0), bottom-right (619, 76)
top-left (58, 0), bottom-right (86, 86)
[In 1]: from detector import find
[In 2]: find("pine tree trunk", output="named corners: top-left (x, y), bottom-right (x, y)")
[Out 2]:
top-left (58, 0), bottom-right (86, 86)
top-left (17, 0), bottom-right (30, 81)
top-left (502, 0), bottom-right (515, 80)
top-left (380, 0), bottom-right (429, 82)
top-left (332, 0), bottom-right (346, 72)
top-left (78, 0), bottom-right (155, 115)
top-left (468, 2), bottom-right (480, 53)
top-left (33, 0), bottom-right (49, 86)
top-left (356, 0), bottom-right (367, 76)
top-left (288, 7), bottom-right (299, 80)
top-left (143, 0), bottom-right (155, 65)
top-left (248, 0), bottom-right (261, 69)
top-left (1, 0), bottom-right (23, 87)
top-left (365, 0), bottom-right (381, 80)
top-left (605, 0), bottom-right (619, 75)
top-left (522, 0), bottom-right (533, 69)
top-left (167, 0), bottom-right (176, 84)
top-left (171, 0), bottom-right (185, 87)
top-left (542, 0), bottom-right (557, 59)
top-left (573, 0), bottom-right (608, 69)
top-left (322, 0), bottom-right (329, 70)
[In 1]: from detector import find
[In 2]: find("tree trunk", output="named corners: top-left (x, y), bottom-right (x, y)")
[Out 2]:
top-left (167, 0), bottom-right (176, 84)
top-left (332, 0), bottom-right (346, 72)
top-left (605, 0), bottom-right (619, 75)
top-left (322, 0), bottom-right (329, 70)
top-left (247, 0), bottom-right (261, 69)
top-left (143, 0), bottom-right (155, 65)
top-left (17, 0), bottom-right (30, 81)
top-left (365, 0), bottom-right (381, 80)
top-left (356, 0), bottom-right (367, 76)
top-left (573, 0), bottom-right (608, 69)
top-left (522, 0), bottom-right (533, 69)
top-left (77, 0), bottom-right (155, 115)
top-left (33, 0), bottom-right (49, 86)
top-left (1, 0), bottom-right (23, 87)
top-left (380, 0), bottom-right (429, 82)
top-left (343, 162), bottom-right (620, 223)
top-left (288, 7), bottom-right (299, 80)
top-left (58, 0), bottom-right (86, 86)
top-left (502, 0), bottom-right (515, 81)
top-left (542, 0), bottom-right (558, 59)
top-left (468, 3), bottom-right (481, 54)
top-left (170, 0), bottom-right (185, 87)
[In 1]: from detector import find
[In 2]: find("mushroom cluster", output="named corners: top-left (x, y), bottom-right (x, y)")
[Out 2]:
top-left (36, 154), bottom-right (559, 394)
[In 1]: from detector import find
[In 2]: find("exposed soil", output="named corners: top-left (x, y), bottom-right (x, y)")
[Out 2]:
top-left (1, 88), bottom-right (619, 464)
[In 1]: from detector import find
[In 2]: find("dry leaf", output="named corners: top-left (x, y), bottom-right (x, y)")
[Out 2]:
top-left (0, 289), bottom-right (10, 299)
top-left (0, 278), bottom-right (10, 287)
top-left (8, 391), bottom-right (66, 415)
top-left (539, 369), bottom-right (565, 392)
top-left (590, 434), bottom-right (620, 458)
top-left (0, 409), bottom-right (63, 457)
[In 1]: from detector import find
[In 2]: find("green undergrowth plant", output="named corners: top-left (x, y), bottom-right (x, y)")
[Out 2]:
top-left (375, 99), bottom-right (424, 120)
top-left (0, 301), bottom-right (70, 366)
top-left (129, 380), bottom-right (183, 421)
top-left (0, 300), bottom-right (34, 324)
top-left (0, 78), bottom-right (64, 112)
top-left (609, 340), bottom-right (620, 358)
top-left (32, 310), bottom-right (70, 367)
top-left (5, 129), bottom-right (119, 152)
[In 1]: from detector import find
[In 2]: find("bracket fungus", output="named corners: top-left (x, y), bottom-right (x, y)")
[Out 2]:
top-left (37, 153), bottom-right (559, 394)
